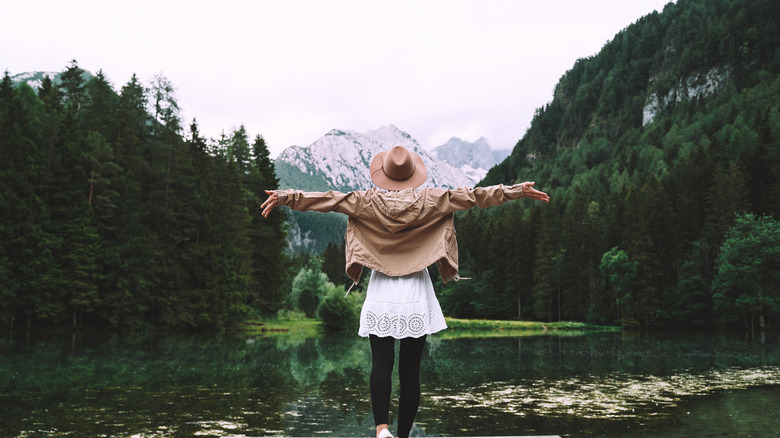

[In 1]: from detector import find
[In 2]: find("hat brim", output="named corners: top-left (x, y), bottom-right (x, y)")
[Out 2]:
top-left (370, 149), bottom-right (428, 190)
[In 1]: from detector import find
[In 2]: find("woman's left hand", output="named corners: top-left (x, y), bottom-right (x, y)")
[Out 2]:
top-left (520, 182), bottom-right (550, 202)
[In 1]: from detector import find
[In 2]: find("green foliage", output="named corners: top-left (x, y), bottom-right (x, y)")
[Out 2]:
top-left (274, 160), bottom-right (334, 192)
top-left (443, 317), bottom-right (618, 332)
top-left (599, 247), bottom-right (638, 326)
top-left (276, 308), bottom-right (308, 321)
top-left (321, 240), bottom-right (352, 289)
top-left (285, 209), bottom-right (348, 254)
top-left (455, 0), bottom-right (780, 327)
top-left (0, 62), bottom-right (289, 330)
top-left (289, 261), bottom-right (331, 317)
top-left (661, 238), bottom-right (717, 327)
top-left (317, 284), bottom-right (359, 332)
top-left (278, 256), bottom-right (365, 332)
top-left (712, 213), bottom-right (780, 328)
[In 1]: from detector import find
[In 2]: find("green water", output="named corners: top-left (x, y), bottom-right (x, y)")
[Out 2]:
top-left (1, 329), bottom-right (779, 437)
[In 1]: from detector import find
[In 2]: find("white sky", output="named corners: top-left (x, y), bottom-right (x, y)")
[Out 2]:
top-left (3, 0), bottom-right (672, 157)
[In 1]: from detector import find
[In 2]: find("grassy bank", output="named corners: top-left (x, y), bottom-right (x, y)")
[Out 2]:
top-left (444, 317), bottom-right (620, 331)
top-left (230, 316), bottom-right (617, 337)
top-left (230, 318), bottom-right (322, 337)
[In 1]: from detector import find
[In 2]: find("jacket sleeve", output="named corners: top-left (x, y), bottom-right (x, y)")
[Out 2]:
top-left (276, 189), bottom-right (363, 215)
top-left (430, 184), bottom-right (526, 213)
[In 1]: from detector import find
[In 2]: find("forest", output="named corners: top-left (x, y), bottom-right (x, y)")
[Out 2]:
top-left (451, 0), bottom-right (780, 329)
top-left (0, 63), bottom-right (288, 330)
top-left (1, 0), bottom-right (779, 331)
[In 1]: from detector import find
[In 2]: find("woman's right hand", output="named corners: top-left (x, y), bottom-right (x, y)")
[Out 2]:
top-left (521, 182), bottom-right (549, 202)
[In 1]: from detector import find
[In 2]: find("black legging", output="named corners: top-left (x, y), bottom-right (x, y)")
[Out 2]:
top-left (369, 334), bottom-right (427, 438)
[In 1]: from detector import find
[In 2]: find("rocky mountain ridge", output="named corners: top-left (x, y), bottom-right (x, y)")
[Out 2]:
top-left (274, 124), bottom-right (509, 192)
top-left (11, 70), bottom-right (95, 90)
top-left (431, 137), bottom-right (510, 182)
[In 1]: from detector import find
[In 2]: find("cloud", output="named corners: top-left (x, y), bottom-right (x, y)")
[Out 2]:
top-left (2, 0), bottom-right (673, 157)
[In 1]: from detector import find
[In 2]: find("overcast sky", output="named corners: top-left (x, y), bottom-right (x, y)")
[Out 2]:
top-left (4, 0), bottom-right (672, 157)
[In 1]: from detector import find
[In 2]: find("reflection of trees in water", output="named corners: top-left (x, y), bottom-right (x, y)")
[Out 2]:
top-left (1, 333), bottom-right (299, 436)
top-left (284, 335), bottom-right (370, 388)
top-left (3, 330), bottom-right (780, 437)
top-left (278, 334), bottom-right (374, 437)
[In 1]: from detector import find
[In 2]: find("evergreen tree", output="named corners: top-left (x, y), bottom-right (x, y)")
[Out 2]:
top-left (149, 73), bottom-right (181, 138)
top-left (248, 134), bottom-right (287, 315)
top-left (59, 59), bottom-right (86, 111)
top-left (82, 70), bottom-right (118, 141)
top-left (229, 125), bottom-right (252, 173)
top-left (1, 74), bottom-right (60, 328)
top-left (100, 74), bottom-right (156, 329)
top-left (664, 238), bottom-right (716, 327)
top-left (61, 205), bottom-right (101, 327)
top-left (532, 202), bottom-right (563, 321)
top-left (322, 241), bottom-right (348, 288)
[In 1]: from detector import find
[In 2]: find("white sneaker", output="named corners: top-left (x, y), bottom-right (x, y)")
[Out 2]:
top-left (377, 428), bottom-right (394, 438)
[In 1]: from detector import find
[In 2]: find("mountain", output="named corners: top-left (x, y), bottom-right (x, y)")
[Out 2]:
top-left (11, 70), bottom-right (95, 89)
top-left (11, 71), bottom-right (61, 89)
top-left (275, 125), bottom-right (475, 192)
top-left (431, 137), bottom-right (510, 182)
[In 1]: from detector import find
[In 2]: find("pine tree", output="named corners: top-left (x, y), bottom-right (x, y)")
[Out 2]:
top-left (178, 119), bottom-right (221, 325)
top-left (532, 202), bottom-right (563, 321)
top-left (1, 73), bottom-right (64, 328)
top-left (248, 134), bottom-right (287, 315)
top-left (59, 59), bottom-right (86, 111)
top-left (37, 75), bottom-right (65, 190)
top-left (622, 176), bottom-right (673, 325)
top-left (229, 125), bottom-right (252, 173)
top-left (322, 241), bottom-right (348, 288)
top-left (62, 205), bottom-right (101, 327)
top-left (82, 70), bottom-right (118, 141)
top-left (100, 74), bottom-right (156, 329)
top-left (149, 73), bottom-right (181, 138)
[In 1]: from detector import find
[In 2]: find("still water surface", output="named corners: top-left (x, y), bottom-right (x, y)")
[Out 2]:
top-left (1, 329), bottom-right (779, 437)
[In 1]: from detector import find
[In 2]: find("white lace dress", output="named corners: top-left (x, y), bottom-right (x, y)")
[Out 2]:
top-left (358, 269), bottom-right (448, 339)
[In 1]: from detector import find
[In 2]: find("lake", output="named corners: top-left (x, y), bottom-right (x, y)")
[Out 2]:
top-left (1, 328), bottom-right (779, 437)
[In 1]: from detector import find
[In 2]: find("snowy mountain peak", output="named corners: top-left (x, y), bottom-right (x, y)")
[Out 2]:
top-left (11, 71), bottom-right (61, 90)
top-left (432, 137), bottom-right (511, 183)
top-left (11, 70), bottom-right (95, 91)
top-left (275, 126), bottom-right (473, 192)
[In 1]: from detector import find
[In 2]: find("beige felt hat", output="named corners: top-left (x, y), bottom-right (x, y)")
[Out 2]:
top-left (370, 146), bottom-right (427, 190)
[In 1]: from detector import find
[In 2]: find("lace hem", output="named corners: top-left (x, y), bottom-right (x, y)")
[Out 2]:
top-left (358, 310), bottom-right (447, 338)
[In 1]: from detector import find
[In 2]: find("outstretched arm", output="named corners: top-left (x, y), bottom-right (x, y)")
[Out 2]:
top-left (434, 181), bottom-right (549, 213)
top-left (261, 189), bottom-right (363, 218)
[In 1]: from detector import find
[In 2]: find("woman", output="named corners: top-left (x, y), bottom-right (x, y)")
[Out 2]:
top-left (261, 145), bottom-right (549, 438)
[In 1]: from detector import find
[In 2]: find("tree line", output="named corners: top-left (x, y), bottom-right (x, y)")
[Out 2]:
top-left (3, 0), bottom-right (778, 332)
top-left (0, 61), bottom-right (287, 330)
top-left (450, 0), bottom-right (780, 329)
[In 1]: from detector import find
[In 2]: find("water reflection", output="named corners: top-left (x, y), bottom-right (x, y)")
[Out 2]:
top-left (1, 330), bottom-right (778, 437)
top-left (428, 367), bottom-right (780, 419)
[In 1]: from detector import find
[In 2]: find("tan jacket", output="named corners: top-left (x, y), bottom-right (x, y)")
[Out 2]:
top-left (276, 184), bottom-right (528, 285)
